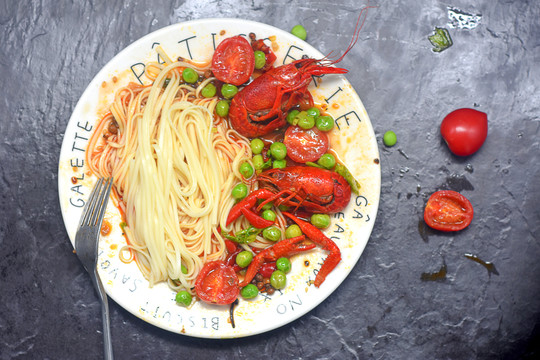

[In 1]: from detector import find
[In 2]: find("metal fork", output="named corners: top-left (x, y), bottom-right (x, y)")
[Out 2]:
top-left (75, 177), bottom-right (114, 360)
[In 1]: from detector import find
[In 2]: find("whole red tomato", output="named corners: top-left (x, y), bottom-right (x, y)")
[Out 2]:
top-left (440, 108), bottom-right (488, 156)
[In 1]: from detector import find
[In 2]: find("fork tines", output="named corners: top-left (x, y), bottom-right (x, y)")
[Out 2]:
top-left (78, 177), bottom-right (114, 230)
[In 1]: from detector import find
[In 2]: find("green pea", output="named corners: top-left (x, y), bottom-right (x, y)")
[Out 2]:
top-left (311, 213), bottom-right (331, 229)
top-left (181, 264), bottom-right (188, 274)
top-left (273, 159), bottom-right (287, 169)
top-left (259, 200), bottom-right (273, 210)
top-left (232, 183), bottom-right (248, 200)
top-left (294, 111), bottom-right (309, 126)
top-left (315, 115), bottom-right (334, 132)
top-left (285, 224), bottom-right (302, 238)
top-left (269, 142), bottom-right (287, 160)
top-left (262, 209), bottom-right (277, 222)
top-left (201, 83), bottom-right (217, 98)
top-left (236, 250), bottom-right (253, 268)
top-left (216, 100), bottom-right (230, 117)
top-left (297, 115), bottom-right (315, 130)
top-left (278, 204), bottom-right (290, 212)
top-left (221, 83), bottom-right (238, 99)
top-left (287, 109), bottom-right (300, 125)
top-left (291, 24), bottom-right (307, 41)
top-left (276, 257), bottom-right (291, 273)
top-left (263, 226), bottom-right (281, 241)
top-left (241, 283), bottom-right (259, 299)
top-left (317, 153), bottom-right (336, 169)
top-left (270, 270), bottom-right (287, 289)
top-left (250, 138), bottom-right (264, 155)
top-left (252, 154), bottom-right (264, 170)
top-left (254, 50), bottom-right (266, 69)
top-left (182, 67), bottom-right (198, 83)
top-left (239, 161), bottom-right (254, 179)
top-left (383, 130), bottom-right (397, 147)
top-left (306, 107), bottom-right (320, 118)
top-left (175, 290), bottom-right (192, 306)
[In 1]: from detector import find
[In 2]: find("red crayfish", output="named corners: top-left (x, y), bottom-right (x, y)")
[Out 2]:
top-left (226, 166), bottom-right (351, 288)
top-left (238, 235), bottom-right (315, 287)
top-left (237, 213), bottom-right (341, 288)
top-left (226, 166), bottom-right (351, 228)
top-left (228, 7), bottom-right (372, 138)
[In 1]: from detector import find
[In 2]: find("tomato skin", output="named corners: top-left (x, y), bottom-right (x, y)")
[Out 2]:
top-left (195, 261), bottom-right (239, 305)
top-left (424, 190), bottom-right (474, 232)
top-left (283, 126), bottom-right (329, 163)
top-left (440, 108), bottom-right (488, 156)
top-left (211, 36), bottom-right (255, 86)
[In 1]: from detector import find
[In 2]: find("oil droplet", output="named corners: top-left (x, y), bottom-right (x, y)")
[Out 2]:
top-left (332, 103), bottom-right (340, 109)
top-left (464, 253), bottom-right (499, 276)
top-left (100, 220), bottom-right (112, 236)
top-left (219, 30), bottom-right (226, 36)
top-left (417, 219), bottom-right (435, 243)
top-left (304, 260), bottom-right (310, 267)
top-left (71, 176), bottom-right (78, 184)
top-left (374, 158), bottom-right (380, 164)
top-left (101, 81), bottom-right (107, 88)
top-left (465, 164), bottom-right (474, 173)
top-left (421, 264), bottom-right (447, 281)
top-left (443, 174), bottom-right (474, 191)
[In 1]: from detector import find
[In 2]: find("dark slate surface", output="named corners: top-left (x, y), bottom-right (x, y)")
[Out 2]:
top-left (1, 0), bottom-right (539, 359)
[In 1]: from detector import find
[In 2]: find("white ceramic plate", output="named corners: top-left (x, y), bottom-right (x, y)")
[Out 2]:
top-left (58, 18), bottom-right (380, 338)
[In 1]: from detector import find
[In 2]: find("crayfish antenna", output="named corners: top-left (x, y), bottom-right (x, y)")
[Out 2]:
top-left (324, 0), bottom-right (378, 66)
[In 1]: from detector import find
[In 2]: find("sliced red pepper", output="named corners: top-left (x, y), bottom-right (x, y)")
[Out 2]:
top-left (259, 262), bottom-right (277, 278)
top-left (224, 239), bottom-right (238, 254)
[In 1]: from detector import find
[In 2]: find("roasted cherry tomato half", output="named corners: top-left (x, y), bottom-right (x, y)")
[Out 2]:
top-left (195, 260), bottom-right (239, 305)
top-left (424, 190), bottom-right (474, 232)
top-left (284, 125), bottom-right (329, 163)
top-left (211, 36), bottom-right (255, 86)
top-left (440, 108), bottom-right (488, 156)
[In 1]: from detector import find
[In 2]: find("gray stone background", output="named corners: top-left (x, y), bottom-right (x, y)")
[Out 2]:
top-left (1, 0), bottom-right (539, 359)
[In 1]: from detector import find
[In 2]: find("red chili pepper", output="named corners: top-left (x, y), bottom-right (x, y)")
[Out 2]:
top-left (240, 207), bottom-right (274, 229)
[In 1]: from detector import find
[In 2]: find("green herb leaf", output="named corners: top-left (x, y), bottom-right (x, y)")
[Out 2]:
top-left (428, 27), bottom-right (453, 52)
top-left (305, 161), bottom-right (322, 168)
top-left (335, 163), bottom-right (361, 195)
top-left (222, 226), bottom-right (261, 244)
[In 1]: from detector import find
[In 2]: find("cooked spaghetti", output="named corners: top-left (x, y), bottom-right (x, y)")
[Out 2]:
top-left (86, 56), bottom-right (281, 292)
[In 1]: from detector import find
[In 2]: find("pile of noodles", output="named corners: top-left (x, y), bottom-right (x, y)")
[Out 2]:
top-left (86, 51), bottom-right (287, 293)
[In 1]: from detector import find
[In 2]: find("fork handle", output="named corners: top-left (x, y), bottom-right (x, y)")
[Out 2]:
top-left (101, 295), bottom-right (114, 360)
top-left (94, 271), bottom-right (114, 360)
